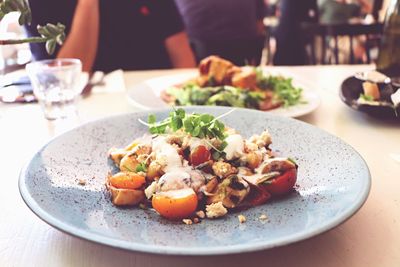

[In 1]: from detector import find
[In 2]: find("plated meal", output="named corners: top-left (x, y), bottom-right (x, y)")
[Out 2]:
top-left (19, 107), bottom-right (371, 255)
top-left (162, 56), bottom-right (304, 111)
top-left (106, 108), bottom-right (297, 223)
top-left (340, 70), bottom-right (400, 119)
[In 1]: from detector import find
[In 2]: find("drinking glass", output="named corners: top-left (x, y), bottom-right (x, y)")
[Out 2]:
top-left (26, 59), bottom-right (84, 120)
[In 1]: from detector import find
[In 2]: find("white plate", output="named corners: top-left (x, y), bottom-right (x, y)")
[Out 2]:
top-left (127, 70), bottom-right (321, 117)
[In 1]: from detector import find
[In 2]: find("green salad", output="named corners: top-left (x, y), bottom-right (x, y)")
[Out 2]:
top-left (164, 67), bottom-right (304, 110)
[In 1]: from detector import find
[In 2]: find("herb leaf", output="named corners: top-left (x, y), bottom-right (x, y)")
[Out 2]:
top-left (135, 162), bottom-right (147, 173)
top-left (144, 108), bottom-right (232, 142)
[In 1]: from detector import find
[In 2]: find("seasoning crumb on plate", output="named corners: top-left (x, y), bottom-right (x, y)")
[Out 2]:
top-left (78, 179), bottom-right (86, 186)
top-left (182, 219), bottom-right (193, 225)
top-left (259, 214), bottom-right (268, 221)
top-left (206, 202), bottom-right (228, 219)
top-left (196, 210), bottom-right (205, 219)
top-left (238, 214), bottom-right (246, 223)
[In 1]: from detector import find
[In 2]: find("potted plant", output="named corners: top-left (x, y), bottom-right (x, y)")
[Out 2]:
top-left (0, 0), bottom-right (65, 54)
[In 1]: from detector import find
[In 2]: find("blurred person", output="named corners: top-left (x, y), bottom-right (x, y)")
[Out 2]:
top-left (174, 0), bottom-right (266, 66)
top-left (318, 0), bottom-right (373, 24)
top-left (273, 0), bottom-right (318, 65)
top-left (25, 0), bottom-right (196, 72)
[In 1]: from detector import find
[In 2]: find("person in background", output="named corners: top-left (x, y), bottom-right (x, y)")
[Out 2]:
top-left (273, 0), bottom-right (318, 65)
top-left (25, 0), bottom-right (196, 73)
top-left (174, 0), bottom-right (266, 66)
top-left (318, 0), bottom-right (373, 24)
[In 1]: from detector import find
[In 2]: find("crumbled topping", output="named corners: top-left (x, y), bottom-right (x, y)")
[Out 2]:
top-left (182, 219), bottom-right (193, 225)
top-left (78, 179), bottom-right (86, 186)
top-left (238, 214), bottom-right (246, 223)
top-left (196, 210), bottom-right (205, 219)
top-left (144, 181), bottom-right (157, 199)
top-left (212, 161), bottom-right (237, 179)
top-left (206, 202), bottom-right (228, 219)
top-left (259, 214), bottom-right (268, 221)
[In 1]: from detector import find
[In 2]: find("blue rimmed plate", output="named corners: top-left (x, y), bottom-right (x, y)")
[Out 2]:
top-left (19, 106), bottom-right (370, 255)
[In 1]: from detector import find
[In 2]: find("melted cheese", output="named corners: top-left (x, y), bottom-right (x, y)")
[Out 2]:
top-left (224, 134), bottom-right (244, 160)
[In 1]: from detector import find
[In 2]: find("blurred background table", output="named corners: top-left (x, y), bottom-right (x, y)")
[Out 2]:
top-left (0, 65), bottom-right (399, 267)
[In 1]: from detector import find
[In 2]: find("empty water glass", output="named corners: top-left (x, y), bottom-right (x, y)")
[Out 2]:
top-left (26, 59), bottom-right (84, 120)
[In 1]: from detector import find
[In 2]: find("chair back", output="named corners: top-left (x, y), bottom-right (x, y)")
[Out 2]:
top-left (301, 22), bottom-right (384, 64)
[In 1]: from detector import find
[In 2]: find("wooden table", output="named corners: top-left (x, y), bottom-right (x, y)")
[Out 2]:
top-left (1, 65), bottom-right (399, 267)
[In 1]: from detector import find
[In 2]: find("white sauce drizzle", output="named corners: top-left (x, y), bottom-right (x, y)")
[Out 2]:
top-left (224, 134), bottom-right (244, 160)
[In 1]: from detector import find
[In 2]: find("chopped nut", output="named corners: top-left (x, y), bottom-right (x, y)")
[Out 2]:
top-left (259, 214), bottom-right (268, 221)
top-left (206, 202), bottom-right (228, 219)
top-left (238, 214), bottom-right (246, 223)
top-left (78, 179), bottom-right (86, 186)
top-left (193, 218), bottom-right (200, 224)
top-left (196, 210), bottom-right (205, 219)
top-left (182, 219), bottom-right (193, 225)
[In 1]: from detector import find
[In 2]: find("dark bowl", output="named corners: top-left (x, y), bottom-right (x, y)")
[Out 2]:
top-left (339, 76), bottom-right (400, 120)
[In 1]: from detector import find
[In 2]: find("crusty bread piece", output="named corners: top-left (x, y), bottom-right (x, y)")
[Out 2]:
top-left (231, 67), bottom-right (258, 90)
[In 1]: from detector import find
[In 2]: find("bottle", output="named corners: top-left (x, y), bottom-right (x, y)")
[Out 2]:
top-left (376, 0), bottom-right (400, 75)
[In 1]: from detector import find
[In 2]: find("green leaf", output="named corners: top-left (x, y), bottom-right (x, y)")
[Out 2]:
top-left (219, 141), bottom-right (228, 151)
top-left (143, 109), bottom-right (231, 142)
top-left (171, 116), bottom-right (182, 131)
top-left (148, 114), bottom-right (156, 124)
top-left (135, 162), bottom-right (147, 173)
top-left (45, 40), bottom-right (56, 55)
top-left (192, 126), bottom-right (201, 137)
top-left (360, 93), bottom-right (374, 102)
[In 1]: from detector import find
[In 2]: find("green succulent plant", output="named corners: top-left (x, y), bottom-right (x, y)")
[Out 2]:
top-left (0, 0), bottom-right (65, 54)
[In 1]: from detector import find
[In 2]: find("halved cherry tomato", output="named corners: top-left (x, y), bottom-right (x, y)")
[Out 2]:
top-left (152, 188), bottom-right (198, 220)
top-left (261, 168), bottom-right (297, 196)
top-left (244, 182), bottom-right (271, 206)
top-left (109, 172), bottom-right (146, 190)
top-left (189, 145), bottom-right (211, 166)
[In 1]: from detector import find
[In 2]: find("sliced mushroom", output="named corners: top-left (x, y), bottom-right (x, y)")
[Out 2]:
top-left (207, 175), bottom-right (250, 208)
top-left (261, 158), bottom-right (297, 174)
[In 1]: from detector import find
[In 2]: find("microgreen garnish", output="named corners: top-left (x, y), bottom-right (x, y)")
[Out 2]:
top-left (135, 162), bottom-right (147, 173)
top-left (139, 108), bottom-right (235, 142)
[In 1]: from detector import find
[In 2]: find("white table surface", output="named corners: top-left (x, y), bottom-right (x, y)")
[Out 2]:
top-left (1, 65), bottom-right (399, 267)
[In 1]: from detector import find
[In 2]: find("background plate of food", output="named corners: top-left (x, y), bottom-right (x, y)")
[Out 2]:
top-left (127, 56), bottom-right (321, 118)
top-left (340, 70), bottom-right (400, 120)
top-left (19, 106), bottom-right (370, 255)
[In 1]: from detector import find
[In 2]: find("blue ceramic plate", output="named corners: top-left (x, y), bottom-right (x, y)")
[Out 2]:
top-left (19, 106), bottom-right (370, 255)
